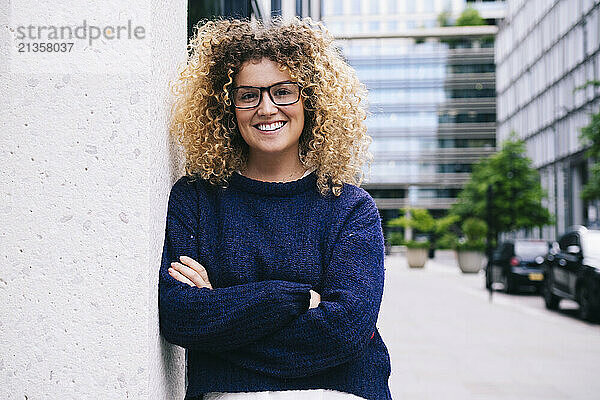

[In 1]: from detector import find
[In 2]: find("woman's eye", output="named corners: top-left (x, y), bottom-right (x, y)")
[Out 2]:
top-left (236, 91), bottom-right (259, 103)
top-left (274, 89), bottom-right (291, 96)
top-left (240, 92), bottom-right (258, 100)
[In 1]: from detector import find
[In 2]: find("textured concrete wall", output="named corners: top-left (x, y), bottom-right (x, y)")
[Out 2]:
top-left (1, 1), bottom-right (187, 398)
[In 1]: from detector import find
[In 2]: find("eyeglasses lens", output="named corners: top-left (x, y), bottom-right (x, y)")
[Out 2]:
top-left (233, 83), bottom-right (300, 108)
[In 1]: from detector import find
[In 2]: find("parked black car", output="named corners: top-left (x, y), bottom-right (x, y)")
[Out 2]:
top-left (486, 239), bottom-right (548, 293)
top-left (543, 226), bottom-right (600, 321)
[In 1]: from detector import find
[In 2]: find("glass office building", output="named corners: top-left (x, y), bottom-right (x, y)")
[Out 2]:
top-left (496, 0), bottom-right (600, 240)
top-left (322, 0), bottom-right (504, 231)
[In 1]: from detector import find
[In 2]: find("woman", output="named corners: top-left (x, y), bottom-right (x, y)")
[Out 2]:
top-left (159, 17), bottom-right (392, 400)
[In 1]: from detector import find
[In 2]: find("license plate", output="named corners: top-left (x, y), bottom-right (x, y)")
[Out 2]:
top-left (528, 273), bottom-right (543, 281)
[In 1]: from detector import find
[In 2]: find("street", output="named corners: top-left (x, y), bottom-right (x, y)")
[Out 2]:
top-left (378, 251), bottom-right (600, 400)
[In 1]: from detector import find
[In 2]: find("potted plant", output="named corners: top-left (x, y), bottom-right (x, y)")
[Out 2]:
top-left (455, 218), bottom-right (487, 273)
top-left (387, 208), bottom-right (435, 268)
top-left (405, 240), bottom-right (430, 268)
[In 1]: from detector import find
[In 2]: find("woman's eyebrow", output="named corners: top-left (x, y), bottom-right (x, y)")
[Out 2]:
top-left (234, 80), bottom-right (293, 87)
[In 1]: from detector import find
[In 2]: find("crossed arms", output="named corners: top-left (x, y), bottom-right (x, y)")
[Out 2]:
top-left (158, 181), bottom-right (385, 378)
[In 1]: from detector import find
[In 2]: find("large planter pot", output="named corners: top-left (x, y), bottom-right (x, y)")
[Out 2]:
top-left (406, 248), bottom-right (428, 268)
top-left (456, 250), bottom-right (486, 273)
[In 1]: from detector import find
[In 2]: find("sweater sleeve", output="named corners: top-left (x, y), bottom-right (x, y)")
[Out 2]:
top-left (158, 177), bottom-right (312, 353)
top-left (216, 193), bottom-right (386, 378)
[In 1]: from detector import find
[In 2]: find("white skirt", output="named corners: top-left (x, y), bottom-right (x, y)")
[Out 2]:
top-left (204, 389), bottom-right (366, 399)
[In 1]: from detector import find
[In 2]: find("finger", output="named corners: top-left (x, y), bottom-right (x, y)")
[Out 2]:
top-left (179, 256), bottom-right (213, 289)
top-left (171, 262), bottom-right (210, 288)
top-left (308, 290), bottom-right (321, 309)
top-left (179, 255), bottom-right (210, 282)
top-left (168, 267), bottom-right (195, 287)
top-left (172, 262), bottom-right (213, 290)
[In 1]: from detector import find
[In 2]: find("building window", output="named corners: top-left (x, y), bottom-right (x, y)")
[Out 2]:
top-left (326, 0), bottom-right (342, 15)
top-left (438, 112), bottom-right (496, 124)
top-left (369, 21), bottom-right (381, 32)
top-left (424, 19), bottom-right (436, 28)
top-left (422, 0), bottom-right (435, 13)
top-left (445, 88), bottom-right (496, 98)
top-left (271, 0), bottom-right (281, 16)
top-left (387, 0), bottom-right (397, 14)
top-left (367, 189), bottom-right (408, 198)
top-left (369, 137), bottom-right (438, 152)
top-left (368, 87), bottom-right (446, 104)
top-left (326, 22), bottom-right (343, 35)
top-left (436, 163), bottom-right (473, 173)
top-left (370, 1), bottom-right (379, 14)
top-left (438, 138), bottom-right (496, 148)
top-left (349, 22), bottom-right (362, 33)
top-left (448, 64), bottom-right (495, 74)
top-left (366, 112), bottom-right (438, 129)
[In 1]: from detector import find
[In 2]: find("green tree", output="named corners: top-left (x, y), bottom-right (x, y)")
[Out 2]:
top-left (450, 135), bottom-right (552, 242)
top-left (441, 7), bottom-right (491, 48)
top-left (580, 109), bottom-right (600, 201)
top-left (388, 208), bottom-right (435, 233)
top-left (387, 208), bottom-right (435, 248)
top-left (388, 209), bottom-right (464, 249)
top-left (437, 10), bottom-right (452, 27)
top-left (433, 214), bottom-right (460, 249)
top-left (575, 80), bottom-right (600, 92)
top-left (456, 217), bottom-right (488, 251)
top-left (456, 7), bottom-right (485, 26)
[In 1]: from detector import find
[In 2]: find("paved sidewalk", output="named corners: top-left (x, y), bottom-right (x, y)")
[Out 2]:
top-left (377, 252), bottom-right (600, 400)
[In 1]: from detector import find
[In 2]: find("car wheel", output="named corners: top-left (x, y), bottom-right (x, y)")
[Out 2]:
top-left (578, 283), bottom-right (599, 322)
top-left (544, 275), bottom-right (560, 310)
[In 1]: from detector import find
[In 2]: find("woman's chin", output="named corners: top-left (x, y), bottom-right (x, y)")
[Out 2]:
top-left (248, 140), bottom-right (300, 157)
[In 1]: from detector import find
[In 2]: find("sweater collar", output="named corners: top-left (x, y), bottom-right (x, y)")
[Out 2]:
top-left (229, 168), bottom-right (318, 197)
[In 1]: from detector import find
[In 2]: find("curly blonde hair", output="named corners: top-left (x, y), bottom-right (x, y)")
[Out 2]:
top-left (169, 17), bottom-right (372, 196)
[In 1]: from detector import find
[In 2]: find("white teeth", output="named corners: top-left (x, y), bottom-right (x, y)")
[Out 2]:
top-left (256, 121), bottom-right (285, 131)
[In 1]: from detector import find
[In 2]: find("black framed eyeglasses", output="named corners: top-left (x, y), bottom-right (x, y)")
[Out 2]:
top-left (231, 81), bottom-right (301, 109)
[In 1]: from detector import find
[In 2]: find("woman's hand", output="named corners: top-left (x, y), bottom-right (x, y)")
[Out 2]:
top-left (308, 289), bottom-right (321, 309)
top-left (169, 255), bottom-right (213, 289)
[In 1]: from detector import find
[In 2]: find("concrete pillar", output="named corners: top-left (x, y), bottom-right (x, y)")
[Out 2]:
top-left (1, 1), bottom-right (188, 398)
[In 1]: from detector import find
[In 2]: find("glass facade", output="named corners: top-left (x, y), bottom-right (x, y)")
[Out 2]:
top-left (496, 0), bottom-right (600, 240)
top-left (338, 39), bottom-right (497, 209)
top-left (321, 0), bottom-right (502, 233)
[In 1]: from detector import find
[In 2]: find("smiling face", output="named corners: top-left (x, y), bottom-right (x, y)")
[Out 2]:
top-left (233, 58), bottom-right (305, 162)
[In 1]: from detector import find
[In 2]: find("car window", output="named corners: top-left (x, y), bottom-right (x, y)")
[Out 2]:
top-left (559, 233), bottom-right (579, 251)
top-left (514, 241), bottom-right (548, 259)
top-left (493, 243), bottom-right (509, 260)
top-left (501, 243), bottom-right (514, 258)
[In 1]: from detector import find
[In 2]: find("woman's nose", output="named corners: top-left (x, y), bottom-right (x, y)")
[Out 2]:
top-left (257, 90), bottom-right (278, 115)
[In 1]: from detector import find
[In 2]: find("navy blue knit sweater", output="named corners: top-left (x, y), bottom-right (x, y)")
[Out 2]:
top-left (158, 170), bottom-right (392, 400)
